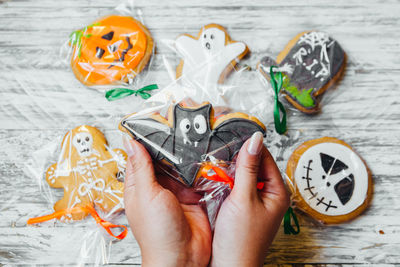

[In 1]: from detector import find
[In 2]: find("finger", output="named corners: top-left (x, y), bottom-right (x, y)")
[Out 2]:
top-left (231, 131), bottom-right (264, 198)
top-left (123, 136), bottom-right (157, 194)
top-left (258, 146), bottom-right (289, 206)
top-left (157, 175), bottom-right (203, 205)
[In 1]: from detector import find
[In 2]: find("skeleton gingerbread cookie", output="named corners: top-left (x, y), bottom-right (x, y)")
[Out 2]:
top-left (69, 15), bottom-right (154, 86)
top-left (286, 137), bottom-right (372, 224)
top-left (119, 102), bottom-right (265, 186)
top-left (258, 31), bottom-right (346, 114)
top-left (175, 24), bottom-right (248, 87)
top-left (45, 125), bottom-right (127, 220)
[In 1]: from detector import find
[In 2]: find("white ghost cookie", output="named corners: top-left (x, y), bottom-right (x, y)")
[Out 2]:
top-left (286, 137), bottom-right (372, 224)
top-left (175, 24), bottom-right (248, 88)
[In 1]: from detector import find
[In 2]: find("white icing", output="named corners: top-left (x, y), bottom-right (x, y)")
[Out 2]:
top-left (123, 122), bottom-right (182, 164)
top-left (175, 26), bottom-right (246, 87)
top-left (72, 132), bottom-right (93, 157)
top-left (294, 142), bottom-right (369, 216)
top-left (291, 31), bottom-right (333, 79)
top-left (78, 178), bottom-right (106, 196)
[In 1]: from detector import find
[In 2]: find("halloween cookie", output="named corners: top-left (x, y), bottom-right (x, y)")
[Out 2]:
top-left (258, 31), bottom-right (346, 114)
top-left (286, 137), bottom-right (372, 224)
top-left (46, 125), bottom-right (127, 220)
top-left (175, 24), bottom-right (248, 86)
top-left (69, 15), bottom-right (153, 86)
top-left (119, 102), bottom-right (265, 186)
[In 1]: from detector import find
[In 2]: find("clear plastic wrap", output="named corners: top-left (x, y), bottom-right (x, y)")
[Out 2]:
top-left (25, 124), bottom-right (128, 265)
top-left (284, 136), bottom-right (373, 226)
top-left (257, 30), bottom-right (347, 134)
top-left (60, 0), bottom-right (157, 99)
top-left (161, 23), bottom-right (250, 106)
top-left (119, 96), bottom-right (266, 227)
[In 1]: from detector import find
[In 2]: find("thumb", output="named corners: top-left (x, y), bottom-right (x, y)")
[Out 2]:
top-left (123, 136), bottom-right (157, 197)
top-left (231, 131), bottom-right (264, 199)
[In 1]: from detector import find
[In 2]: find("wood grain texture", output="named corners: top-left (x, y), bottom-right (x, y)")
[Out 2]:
top-left (1, 0), bottom-right (400, 265)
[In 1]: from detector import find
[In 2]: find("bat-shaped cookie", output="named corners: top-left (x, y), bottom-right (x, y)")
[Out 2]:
top-left (258, 31), bottom-right (346, 114)
top-left (119, 102), bottom-right (266, 186)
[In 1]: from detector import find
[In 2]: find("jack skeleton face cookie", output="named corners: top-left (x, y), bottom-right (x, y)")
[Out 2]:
top-left (175, 24), bottom-right (248, 88)
top-left (287, 137), bottom-right (372, 224)
top-left (258, 31), bottom-right (346, 114)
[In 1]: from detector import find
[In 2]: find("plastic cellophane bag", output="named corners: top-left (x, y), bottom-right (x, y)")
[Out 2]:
top-left (24, 123), bottom-right (129, 265)
top-left (59, 0), bottom-right (157, 99)
top-left (118, 58), bottom-right (270, 228)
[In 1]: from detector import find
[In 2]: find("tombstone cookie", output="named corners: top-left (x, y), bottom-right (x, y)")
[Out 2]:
top-left (119, 102), bottom-right (265, 186)
top-left (286, 137), bottom-right (372, 224)
top-left (175, 24), bottom-right (248, 86)
top-left (258, 31), bottom-right (346, 114)
top-left (45, 125), bottom-right (127, 220)
top-left (69, 15), bottom-right (154, 86)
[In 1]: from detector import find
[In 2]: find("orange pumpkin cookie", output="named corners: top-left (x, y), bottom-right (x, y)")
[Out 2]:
top-left (69, 15), bottom-right (154, 86)
top-left (46, 125), bottom-right (127, 220)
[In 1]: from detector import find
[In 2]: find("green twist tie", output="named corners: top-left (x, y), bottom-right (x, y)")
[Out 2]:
top-left (105, 84), bottom-right (159, 101)
top-left (269, 66), bottom-right (287, 134)
top-left (283, 207), bottom-right (300, 235)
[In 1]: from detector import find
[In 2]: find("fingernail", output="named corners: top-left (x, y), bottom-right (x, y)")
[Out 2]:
top-left (247, 131), bottom-right (264, 155)
top-left (123, 136), bottom-right (135, 157)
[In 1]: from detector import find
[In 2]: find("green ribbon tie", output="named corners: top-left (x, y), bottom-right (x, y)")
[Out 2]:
top-left (283, 207), bottom-right (300, 235)
top-left (105, 84), bottom-right (159, 101)
top-left (269, 66), bottom-right (287, 134)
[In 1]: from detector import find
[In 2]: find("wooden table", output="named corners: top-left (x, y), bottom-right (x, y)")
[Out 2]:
top-left (1, 0), bottom-right (399, 265)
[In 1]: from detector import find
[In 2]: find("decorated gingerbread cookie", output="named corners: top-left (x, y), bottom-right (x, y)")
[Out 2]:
top-left (46, 125), bottom-right (127, 220)
top-left (175, 24), bottom-right (248, 86)
top-left (286, 137), bottom-right (372, 224)
top-left (258, 31), bottom-right (346, 114)
top-left (119, 102), bottom-right (265, 186)
top-left (69, 15), bottom-right (153, 86)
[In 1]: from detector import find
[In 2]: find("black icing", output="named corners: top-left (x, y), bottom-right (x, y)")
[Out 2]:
top-left (320, 153), bottom-right (348, 175)
top-left (108, 37), bottom-right (133, 69)
top-left (95, 47), bottom-right (105, 59)
top-left (334, 174), bottom-right (354, 205)
top-left (260, 31), bottom-right (345, 110)
top-left (102, 31), bottom-right (114, 41)
top-left (123, 103), bottom-right (266, 186)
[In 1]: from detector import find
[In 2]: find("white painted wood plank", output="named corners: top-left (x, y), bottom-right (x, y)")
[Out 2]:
top-left (1, 0), bottom-right (400, 265)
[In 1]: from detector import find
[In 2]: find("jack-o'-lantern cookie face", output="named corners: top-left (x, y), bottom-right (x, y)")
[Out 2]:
top-left (45, 125), bottom-right (127, 221)
top-left (286, 137), bottom-right (372, 224)
top-left (69, 15), bottom-right (154, 86)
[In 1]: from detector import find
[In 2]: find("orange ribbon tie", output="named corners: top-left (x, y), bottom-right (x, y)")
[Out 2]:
top-left (27, 205), bottom-right (127, 240)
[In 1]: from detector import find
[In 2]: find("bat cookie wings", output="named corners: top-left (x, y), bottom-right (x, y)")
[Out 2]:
top-left (120, 102), bottom-right (266, 186)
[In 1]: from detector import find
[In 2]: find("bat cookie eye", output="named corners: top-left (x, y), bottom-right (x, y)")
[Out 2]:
top-left (193, 115), bottom-right (207, 134)
top-left (179, 118), bottom-right (191, 133)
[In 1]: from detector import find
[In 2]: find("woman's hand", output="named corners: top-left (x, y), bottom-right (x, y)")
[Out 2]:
top-left (123, 138), bottom-right (212, 267)
top-left (211, 132), bottom-right (290, 267)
